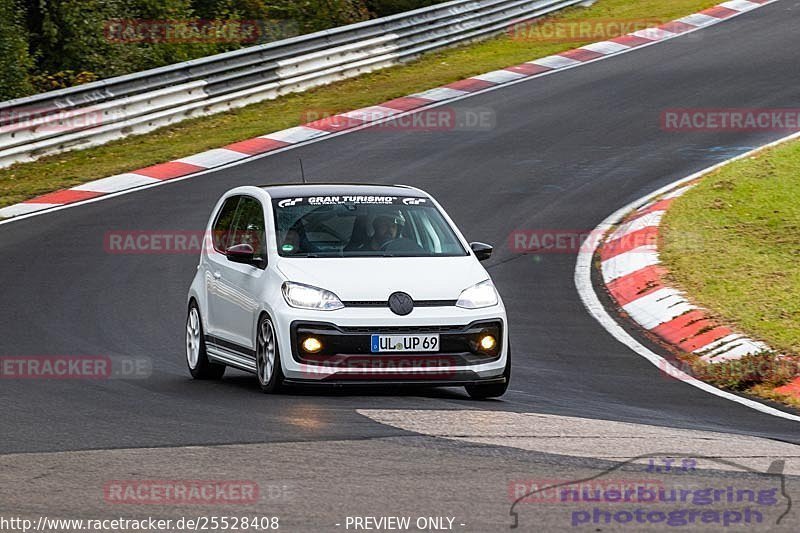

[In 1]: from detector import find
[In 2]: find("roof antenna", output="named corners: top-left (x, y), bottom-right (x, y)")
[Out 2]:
top-left (299, 157), bottom-right (307, 184)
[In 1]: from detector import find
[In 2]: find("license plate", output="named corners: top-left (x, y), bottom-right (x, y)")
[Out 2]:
top-left (370, 334), bottom-right (439, 353)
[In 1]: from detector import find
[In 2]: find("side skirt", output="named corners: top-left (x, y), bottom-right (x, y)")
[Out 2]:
top-left (206, 335), bottom-right (257, 373)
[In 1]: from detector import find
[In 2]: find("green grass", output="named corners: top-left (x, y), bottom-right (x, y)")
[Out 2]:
top-left (661, 139), bottom-right (800, 357)
top-left (0, 0), bottom-right (718, 208)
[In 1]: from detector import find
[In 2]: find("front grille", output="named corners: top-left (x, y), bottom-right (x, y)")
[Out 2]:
top-left (343, 300), bottom-right (457, 308)
top-left (337, 324), bottom-right (464, 334)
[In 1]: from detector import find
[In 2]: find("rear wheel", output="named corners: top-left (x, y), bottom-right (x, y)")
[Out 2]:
top-left (256, 315), bottom-right (285, 393)
top-left (186, 302), bottom-right (225, 379)
top-left (465, 346), bottom-right (510, 399)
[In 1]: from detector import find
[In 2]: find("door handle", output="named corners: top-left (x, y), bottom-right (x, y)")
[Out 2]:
top-left (213, 271), bottom-right (222, 280)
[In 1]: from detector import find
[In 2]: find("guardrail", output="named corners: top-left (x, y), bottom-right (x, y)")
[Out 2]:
top-left (0, 0), bottom-right (585, 169)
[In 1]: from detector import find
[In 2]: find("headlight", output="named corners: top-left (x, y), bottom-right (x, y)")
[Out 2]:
top-left (282, 282), bottom-right (344, 311)
top-left (456, 279), bottom-right (498, 309)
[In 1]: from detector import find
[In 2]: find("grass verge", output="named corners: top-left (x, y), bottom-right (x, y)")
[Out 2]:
top-left (661, 138), bottom-right (800, 406)
top-left (0, 0), bottom-right (718, 208)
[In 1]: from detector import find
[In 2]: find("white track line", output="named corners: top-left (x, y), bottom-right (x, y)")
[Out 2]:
top-left (575, 131), bottom-right (800, 423)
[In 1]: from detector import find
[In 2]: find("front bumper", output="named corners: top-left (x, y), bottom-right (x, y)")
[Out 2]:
top-left (282, 375), bottom-right (508, 387)
top-left (272, 305), bottom-right (508, 382)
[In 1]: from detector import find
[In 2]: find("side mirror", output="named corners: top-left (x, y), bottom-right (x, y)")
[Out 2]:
top-left (470, 242), bottom-right (493, 261)
top-left (226, 243), bottom-right (258, 265)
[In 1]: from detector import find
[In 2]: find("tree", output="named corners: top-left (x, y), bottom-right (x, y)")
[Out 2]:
top-left (26, 0), bottom-right (203, 80)
top-left (0, 0), bottom-right (34, 100)
top-left (275, 1), bottom-right (372, 34)
top-left (9, 0), bottom-right (448, 98)
top-left (365, 0), bottom-right (443, 17)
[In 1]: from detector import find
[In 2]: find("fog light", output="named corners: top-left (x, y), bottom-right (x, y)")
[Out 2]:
top-left (302, 337), bottom-right (323, 353)
top-left (479, 335), bottom-right (497, 351)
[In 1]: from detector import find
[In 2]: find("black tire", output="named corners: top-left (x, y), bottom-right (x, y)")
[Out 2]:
top-left (186, 302), bottom-right (226, 380)
top-left (465, 345), bottom-right (511, 399)
top-left (255, 314), bottom-right (285, 393)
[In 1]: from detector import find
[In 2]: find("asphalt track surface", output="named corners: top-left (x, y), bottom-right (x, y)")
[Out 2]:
top-left (1, 3), bottom-right (799, 527)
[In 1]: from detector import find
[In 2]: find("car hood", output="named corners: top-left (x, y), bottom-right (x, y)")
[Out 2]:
top-left (275, 256), bottom-right (488, 301)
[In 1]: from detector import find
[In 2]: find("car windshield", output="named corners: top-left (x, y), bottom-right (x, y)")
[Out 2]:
top-left (272, 195), bottom-right (468, 258)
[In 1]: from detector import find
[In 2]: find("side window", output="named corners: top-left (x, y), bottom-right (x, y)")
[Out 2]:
top-left (230, 197), bottom-right (266, 258)
top-left (212, 196), bottom-right (241, 253)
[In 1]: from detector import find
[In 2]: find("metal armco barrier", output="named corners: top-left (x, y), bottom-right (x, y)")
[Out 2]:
top-left (0, 0), bottom-right (584, 168)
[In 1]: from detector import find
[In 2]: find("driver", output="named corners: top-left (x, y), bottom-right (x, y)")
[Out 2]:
top-left (365, 214), bottom-right (403, 251)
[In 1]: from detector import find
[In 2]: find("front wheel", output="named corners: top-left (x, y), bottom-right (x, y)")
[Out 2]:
top-left (186, 302), bottom-right (225, 380)
top-left (465, 346), bottom-right (510, 399)
top-left (255, 315), bottom-right (285, 393)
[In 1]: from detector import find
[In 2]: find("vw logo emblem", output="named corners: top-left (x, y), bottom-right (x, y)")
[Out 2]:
top-left (388, 292), bottom-right (414, 316)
